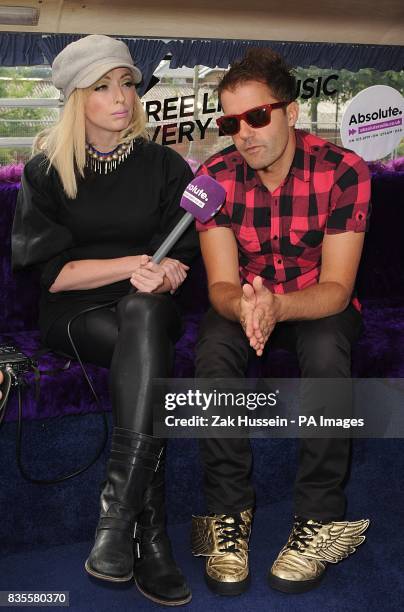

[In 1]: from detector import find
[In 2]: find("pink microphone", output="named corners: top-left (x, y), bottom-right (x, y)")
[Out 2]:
top-left (152, 175), bottom-right (226, 263)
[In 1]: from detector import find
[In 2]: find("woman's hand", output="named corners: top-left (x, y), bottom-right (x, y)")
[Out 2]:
top-left (130, 255), bottom-right (165, 293)
top-left (160, 257), bottom-right (189, 293)
top-left (130, 255), bottom-right (189, 294)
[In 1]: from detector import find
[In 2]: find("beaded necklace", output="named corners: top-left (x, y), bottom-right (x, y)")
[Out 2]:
top-left (85, 138), bottom-right (135, 174)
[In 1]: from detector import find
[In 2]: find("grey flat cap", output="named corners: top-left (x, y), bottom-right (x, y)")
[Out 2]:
top-left (52, 34), bottom-right (142, 100)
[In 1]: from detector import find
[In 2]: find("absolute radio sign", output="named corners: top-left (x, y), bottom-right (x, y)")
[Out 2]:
top-left (340, 85), bottom-right (403, 161)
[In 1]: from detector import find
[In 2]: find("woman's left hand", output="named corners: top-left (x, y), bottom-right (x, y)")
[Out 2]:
top-left (130, 255), bottom-right (189, 294)
top-left (130, 255), bottom-right (165, 293)
top-left (160, 257), bottom-right (189, 293)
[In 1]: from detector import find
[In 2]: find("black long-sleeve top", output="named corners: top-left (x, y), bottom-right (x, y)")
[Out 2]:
top-left (12, 138), bottom-right (200, 341)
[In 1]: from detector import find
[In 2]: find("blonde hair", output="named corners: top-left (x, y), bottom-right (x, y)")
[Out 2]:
top-left (33, 85), bottom-right (148, 199)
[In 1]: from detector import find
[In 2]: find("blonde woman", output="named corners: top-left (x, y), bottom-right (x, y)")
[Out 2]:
top-left (12, 35), bottom-right (197, 606)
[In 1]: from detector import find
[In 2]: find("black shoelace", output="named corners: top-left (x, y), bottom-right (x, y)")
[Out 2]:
top-left (214, 514), bottom-right (246, 553)
top-left (288, 517), bottom-right (323, 552)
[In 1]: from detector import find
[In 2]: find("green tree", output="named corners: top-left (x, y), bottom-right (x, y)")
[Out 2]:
top-left (294, 67), bottom-right (338, 133)
top-left (1, 69), bottom-right (57, 141)
top-left (337, 68), bottom-right (403, 102)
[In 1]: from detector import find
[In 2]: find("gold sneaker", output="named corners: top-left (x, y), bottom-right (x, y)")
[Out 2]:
top-left (191, 509), bottom-right (253, 595)
top-left (269, 516), bottom-right (370, 593)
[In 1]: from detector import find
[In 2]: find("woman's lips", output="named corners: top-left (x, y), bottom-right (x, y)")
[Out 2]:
top-left (112, 110), bottom-right (128, 117)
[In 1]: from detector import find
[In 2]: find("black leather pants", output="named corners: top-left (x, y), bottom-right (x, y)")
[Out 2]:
top-left (45, 292), bottom-right (182, 434)
top-left (195, 304), bottom-right (362, 521)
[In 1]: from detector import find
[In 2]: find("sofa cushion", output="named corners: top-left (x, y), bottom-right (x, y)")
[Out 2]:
top-left (2, 298), bottom-right (404, 422)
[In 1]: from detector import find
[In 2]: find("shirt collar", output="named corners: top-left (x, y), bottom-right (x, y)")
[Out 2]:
top-left (289, 129), bottom-right (311, 183)
top-left (243, 129), bottom-right (311, 190)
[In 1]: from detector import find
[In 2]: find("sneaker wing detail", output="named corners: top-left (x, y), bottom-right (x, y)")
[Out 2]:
top-left (191, 510), bottom-right (253, 557)
top-left (299, 519), bottom-right (370, 563)
top-left (191, 515), bottom-right (218, 556)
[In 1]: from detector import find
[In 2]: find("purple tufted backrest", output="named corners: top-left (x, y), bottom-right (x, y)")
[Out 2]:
top-left (1, 179), bottom-right (41, 332)
top-left (1, 168), bottom-right (404, 334)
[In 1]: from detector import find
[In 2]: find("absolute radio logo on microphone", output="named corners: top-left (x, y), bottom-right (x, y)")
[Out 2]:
top-left (186, 183), bottom-right (209, 204)
top-left (180, 175), bottom-right (226, 223)
top-left (183, 185), bottom-right (209, 208)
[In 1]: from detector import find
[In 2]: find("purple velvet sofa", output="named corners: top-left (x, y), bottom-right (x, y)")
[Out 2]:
top-left (1, 165), bottom-right (404, 424)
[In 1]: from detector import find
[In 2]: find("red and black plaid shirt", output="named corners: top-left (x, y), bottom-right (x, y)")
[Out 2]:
top-left (196, 129), bottom-right (371, 309)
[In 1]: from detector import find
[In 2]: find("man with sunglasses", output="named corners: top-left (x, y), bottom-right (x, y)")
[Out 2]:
top-left (191, 48), bottom-right (371, 596)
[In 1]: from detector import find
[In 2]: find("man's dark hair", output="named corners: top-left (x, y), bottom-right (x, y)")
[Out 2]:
top-left (218, 47), bottom-right (297, 104)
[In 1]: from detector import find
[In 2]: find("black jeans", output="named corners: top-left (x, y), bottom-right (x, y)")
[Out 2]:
top-left (195, 304), bottom-right (362, 522)
top-left (44, 293), bottom-right (182, 435)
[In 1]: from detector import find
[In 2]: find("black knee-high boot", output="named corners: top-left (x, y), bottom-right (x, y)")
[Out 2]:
top-left (85, 427), bottom-right (164, 582)
top-left (133, 448), bottom-right (192, 605)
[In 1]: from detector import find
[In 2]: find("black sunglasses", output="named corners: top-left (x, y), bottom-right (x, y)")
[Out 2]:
top-left (216, 101), bottom-right (288, 136)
